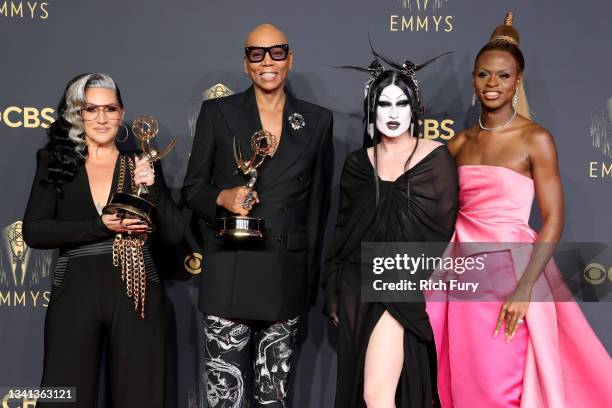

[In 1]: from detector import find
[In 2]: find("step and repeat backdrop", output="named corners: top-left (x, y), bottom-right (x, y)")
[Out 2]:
top-left (1, 0), bottom-right (611, 407)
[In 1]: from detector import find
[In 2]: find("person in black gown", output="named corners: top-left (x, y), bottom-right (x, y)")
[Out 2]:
top-left (23, 73), bottom-right (183, 407)
top-left (323, 57), bottom-right (458, 407)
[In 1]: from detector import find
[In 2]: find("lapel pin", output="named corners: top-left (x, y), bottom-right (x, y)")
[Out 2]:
top-left (288, 113), bottom-right (306, 131)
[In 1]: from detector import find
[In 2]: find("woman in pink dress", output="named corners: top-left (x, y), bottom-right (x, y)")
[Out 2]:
top-left (426, 12), bottom-right (612, 408)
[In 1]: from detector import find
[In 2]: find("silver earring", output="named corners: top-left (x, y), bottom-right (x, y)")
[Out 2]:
top-left (471, 92), bottom-right (476, 107)
top-left (368, 123), bottom-right (375, 139)
top-left (116, 123), bottom-right (129, 142)
top-left (513, 88), bottom-right (519, 108)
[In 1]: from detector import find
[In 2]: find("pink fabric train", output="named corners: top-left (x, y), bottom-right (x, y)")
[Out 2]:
top-left (426, 165), bottom-right (612, 408)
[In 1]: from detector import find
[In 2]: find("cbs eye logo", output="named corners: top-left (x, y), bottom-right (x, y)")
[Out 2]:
top-left (184, 253), bottom-right (202, 274)
top-left (584, 263), bottom-right (612, 285)
top-left (0, 106), bottom-right (55, 129)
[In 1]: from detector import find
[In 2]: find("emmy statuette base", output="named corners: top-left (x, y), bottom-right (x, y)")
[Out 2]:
top-left (103, 192), bottom-right (156, 230)
top-left (216, 216), bottom-right (266, 241)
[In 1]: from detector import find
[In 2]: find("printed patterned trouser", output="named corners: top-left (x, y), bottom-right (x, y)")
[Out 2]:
top-left (203, 314), bottom-right (300, 408)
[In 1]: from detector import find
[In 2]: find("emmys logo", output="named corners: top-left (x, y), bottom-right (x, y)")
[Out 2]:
top-left (0, 106), bottom-right (55, 129)
top-left (398, 0), bottom-right (448, 12)
top-left (587, 98), bottom-right (612, 179)
top-left (205, 83), bottom-right (233, 100)
top-left (0, 1), bottom-right (49, 19)
top-left (189, 83), bottom-right (234, 139)
top-left (0, 221), bottom-right (52, 308)
top-left (390, 0), bottom-right (453, 32)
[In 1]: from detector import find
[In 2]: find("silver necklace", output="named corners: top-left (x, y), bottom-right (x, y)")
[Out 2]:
top-left (479, 110), bottom-right (517, 131)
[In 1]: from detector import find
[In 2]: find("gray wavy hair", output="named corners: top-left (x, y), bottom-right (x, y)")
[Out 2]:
top-left (63, 73), bottom-right (121, 157)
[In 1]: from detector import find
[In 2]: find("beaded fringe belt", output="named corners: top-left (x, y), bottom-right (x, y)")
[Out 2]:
top-left (112, 155), bottom-right (148, 319)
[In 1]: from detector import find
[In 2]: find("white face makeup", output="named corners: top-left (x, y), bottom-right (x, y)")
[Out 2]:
top-left (375, 84), bottom-right (412, 138)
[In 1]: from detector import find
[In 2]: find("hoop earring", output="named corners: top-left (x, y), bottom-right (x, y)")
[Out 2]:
top-left (513, 88), bottom-right (519, 109)
top-left (471, 92), bottom-right (477, 107)
top-left (116, 123), bottom-right (129, 143)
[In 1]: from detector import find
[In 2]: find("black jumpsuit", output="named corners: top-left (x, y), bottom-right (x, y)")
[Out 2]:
top-left (23, 149), bottom-right (183, 408)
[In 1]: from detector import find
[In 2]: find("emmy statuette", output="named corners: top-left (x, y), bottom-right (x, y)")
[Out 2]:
top-left (103, 116), bottom-right (176, 229)
top-left (217, 130), bottom-right (278, 241)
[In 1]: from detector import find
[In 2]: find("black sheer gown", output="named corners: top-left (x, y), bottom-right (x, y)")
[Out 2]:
top-left (323, 145), bottom-right (458, 408)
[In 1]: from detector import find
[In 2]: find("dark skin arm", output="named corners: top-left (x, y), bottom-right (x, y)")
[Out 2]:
top-left (495, 126), bottom-right (564, 342)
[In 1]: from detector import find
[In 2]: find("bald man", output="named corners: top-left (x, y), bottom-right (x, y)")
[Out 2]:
top-left (182, 24), bottom-right (333, 407)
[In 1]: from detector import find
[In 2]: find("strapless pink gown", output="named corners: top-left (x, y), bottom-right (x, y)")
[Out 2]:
top-left (426, 165), bottom-right (612, 408)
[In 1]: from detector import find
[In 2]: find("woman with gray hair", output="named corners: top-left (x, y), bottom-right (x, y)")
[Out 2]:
top-left (23, 73), bottom-right (183, 408)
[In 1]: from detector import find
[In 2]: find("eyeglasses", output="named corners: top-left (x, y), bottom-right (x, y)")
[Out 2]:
top-left (244, 44), bottom-right (290, 63)
top-left (80, 104), bottom-right (123, 121)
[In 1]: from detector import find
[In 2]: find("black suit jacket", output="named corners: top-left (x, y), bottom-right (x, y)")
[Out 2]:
top-left (182, 86), bottom-right (333, 320)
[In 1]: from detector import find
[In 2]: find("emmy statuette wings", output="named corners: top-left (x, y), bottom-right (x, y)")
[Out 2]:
top-left (132, 116), bottom-right (176, 195)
